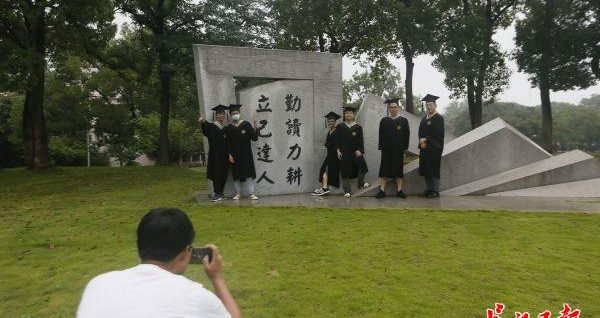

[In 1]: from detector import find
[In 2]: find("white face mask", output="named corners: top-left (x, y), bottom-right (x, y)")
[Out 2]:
top-left (231, 114), bottom-right (241, 121)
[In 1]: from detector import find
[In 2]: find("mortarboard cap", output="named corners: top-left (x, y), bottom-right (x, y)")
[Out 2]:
top-left (384, 98), bottom-right (400, 105)
top-left (228, 104), bottom-right (242, 112)
top-left (421, 94), bottom-right (440, 103)
top-left (324, 111), bottom-right (341, 120)
top-left (211, 104), bottom-right (228, 113)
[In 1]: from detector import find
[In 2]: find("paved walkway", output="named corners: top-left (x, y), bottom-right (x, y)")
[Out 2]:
top-left (196, 193), bottom-right (600, 213)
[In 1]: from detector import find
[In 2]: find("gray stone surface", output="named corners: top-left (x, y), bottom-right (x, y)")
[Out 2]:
top-left (193, 45), bottom-right (342, 195)
top-left (488, 178), bottom-right (600, 198)
top-left (236, 80), bottom-right (315, 195)
top-left (355, 118), bottom-right (552, 196)
top-left (196, 191), bottom-right (600, 213)
top-left (356, 94), bottom-right (455, 186)
top-left (442, 150), bottom-right (600, 196)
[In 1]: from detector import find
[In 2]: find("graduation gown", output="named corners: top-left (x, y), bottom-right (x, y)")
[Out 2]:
top-left (201, 121), bottom-right (229, 182)
top-left (418, 113), bottom-right (445, 178)
top-left (225, 121), bottom-right (258, 180)
top-left (336, 122), bottom-right (368, 179)
top-left (378, 116), bottom-right (410, 178)
top-left (319, 128), bottom-right (340, 188)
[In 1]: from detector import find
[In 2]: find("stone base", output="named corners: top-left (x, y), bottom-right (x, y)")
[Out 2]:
top-left (442, 150), bottom-right (600, 196)
top-left (487, 178), bottom-right (600, 198)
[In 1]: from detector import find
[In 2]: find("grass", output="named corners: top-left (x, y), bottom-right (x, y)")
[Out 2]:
top-left (0, 166), bottom-right (599, 317)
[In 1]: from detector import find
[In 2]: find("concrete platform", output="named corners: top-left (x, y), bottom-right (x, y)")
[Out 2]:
top-left (196, 192), bottom-right (600, 213)
top-left (355, 118), bottom-right (552, 196)
top-left (488, 178), bottom-right (600, 198)
top-left (442, 150), bottom-right (600, 196)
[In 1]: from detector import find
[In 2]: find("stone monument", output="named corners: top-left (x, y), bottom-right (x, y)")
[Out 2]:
top-left (193, 45), bottom-right (342, 196)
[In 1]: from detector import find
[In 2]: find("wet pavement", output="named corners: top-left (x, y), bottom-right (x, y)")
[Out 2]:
top-left (196, 192), bottom-right (600, 214)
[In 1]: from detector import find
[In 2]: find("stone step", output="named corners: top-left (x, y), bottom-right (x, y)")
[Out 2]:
top-left (442, 150), bottom-right (600, 196)
top-left (487, 178), bottom-right (600, 198)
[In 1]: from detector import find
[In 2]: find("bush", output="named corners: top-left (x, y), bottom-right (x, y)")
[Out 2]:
top-left (49, 135), bottom-right (88, 166)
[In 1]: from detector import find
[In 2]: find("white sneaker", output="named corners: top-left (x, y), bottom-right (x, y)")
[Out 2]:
top-left (311, 189), bottom-right (324, 196)
top-left (319, 188), bottom-right (331, 196)
top-left (250, 194), bottom-right (259, 200)
top-left (363, 183), bottom-right (370, 188)
top-left (233, 194), bottom-right (241, 200)
top-left (344, 192), bottom-right (351, 198)
top-left (313, 187), bottom-right (322, 193)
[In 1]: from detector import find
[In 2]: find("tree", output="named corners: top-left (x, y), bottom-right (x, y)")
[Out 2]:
top-left (514, 0), bottom-right (597, 152)
top-left (272, 0), bottom-right (376, 54)
top-left (586, 1), bottom-right (600, 80)
top-left (580, 94), bottom-right (600, 107)
top-left (116, 0), bottom-right (271, 165)
top-left (344, 58), bottom-right (405, 107)
top-left (434, 0), bottom-right (515, 129)
top-left (444, 98), bottom-right (600, 152)
top-left (0, 0), bottom-right (114, 169)
top-left (366, 0), bottom-right (441, 114)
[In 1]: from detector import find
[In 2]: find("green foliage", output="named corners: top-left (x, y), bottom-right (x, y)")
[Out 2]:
top-left (445, 98), bottom-right (600, 151)
top-left (579, 94), bottom-right (600, 107)
top-left (48, 135), bottom-right (88, 166)
top-left (433, 0), bottom-right (513, 101)
top-left (514, 0), bottom-right (597, 91)
top-left (136, 113), bottom-right (203, 162)
top-left (272, 0), bottom-right (376, 54)
top-left (1, 167), bottom-right (599, 317)
top-left (0, 0), bottom-right (116, 168)
top-left (343, 58), bottom-right (405, 106)
top-left (368, 0), bottom-right (441, 58)
top-left (0, 93), bottom-right (24, 167)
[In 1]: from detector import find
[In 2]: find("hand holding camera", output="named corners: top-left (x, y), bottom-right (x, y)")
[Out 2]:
top-left (190, 244), bottom-right (223, 280)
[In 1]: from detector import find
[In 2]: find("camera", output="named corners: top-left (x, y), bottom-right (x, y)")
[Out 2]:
top-left (190, 247), bottom-right (213, 264)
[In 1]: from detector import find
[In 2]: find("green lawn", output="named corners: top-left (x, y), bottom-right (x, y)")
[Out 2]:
top-left (1, 167), bottom-right (598, 317)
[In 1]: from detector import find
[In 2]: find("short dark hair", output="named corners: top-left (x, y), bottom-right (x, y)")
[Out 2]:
top-left (137, 208), bottom-right (195, 262)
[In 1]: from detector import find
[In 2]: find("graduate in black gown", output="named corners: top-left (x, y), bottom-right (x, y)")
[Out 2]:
top-left (312, 111), bottom-right (341, 196)
top-left (198, 104), bottom-right (229, 202)
top-left (225, 104), bottom-right (259, 200)
top-left (418, 94), bottom-right (445, 198)
top-left (376, 98), bottom-right (410, 199)
top-left (336, 106), bottom-right (369, 197)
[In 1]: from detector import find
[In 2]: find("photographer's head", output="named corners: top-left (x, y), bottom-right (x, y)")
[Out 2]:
top-left (137, 208), bottom-right (195, 274)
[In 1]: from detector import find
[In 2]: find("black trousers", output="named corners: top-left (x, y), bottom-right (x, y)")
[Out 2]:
top-left (213, 179), bottom-right (226, 195)
top-left (424, 176), bottom-right (440, 193)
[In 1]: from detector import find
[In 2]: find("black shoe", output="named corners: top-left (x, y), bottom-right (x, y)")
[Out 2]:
top-left (375, 189), bottom-right (386, 198)
top-left (426, 191), bottom-right (440, 199)
top-left (396, 190), bottom-right (407, 199)
top-left (419, 190), bottom-right (431, 197)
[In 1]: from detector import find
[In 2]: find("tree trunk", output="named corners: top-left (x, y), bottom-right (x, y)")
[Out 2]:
top-left (539, 82), bottom-right (553, 152)
top-left (466, 76), bottom-right (478, 129)
top-left (592, 46), bottom-right (600, 80)
top-left (471, 0), bottom-right (494, 130)
top-left (318, 34), bottom-right (326, 52)
top-left (402, 41), bottom-right (415, 114)
top-left (158, 76), bottom-right (170, 165)
top-left (158, 56), bottom-right (171, 165)
top-left (539, 0), bottom-right (555, 153)
top-left (22, 6), bottom-right (50, 170)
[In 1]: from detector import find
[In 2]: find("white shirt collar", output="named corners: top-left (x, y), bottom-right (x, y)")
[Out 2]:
top-left (345, 121), bottom-right (357, 128)
top-left (426, 112), bottom-right (438, 119)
